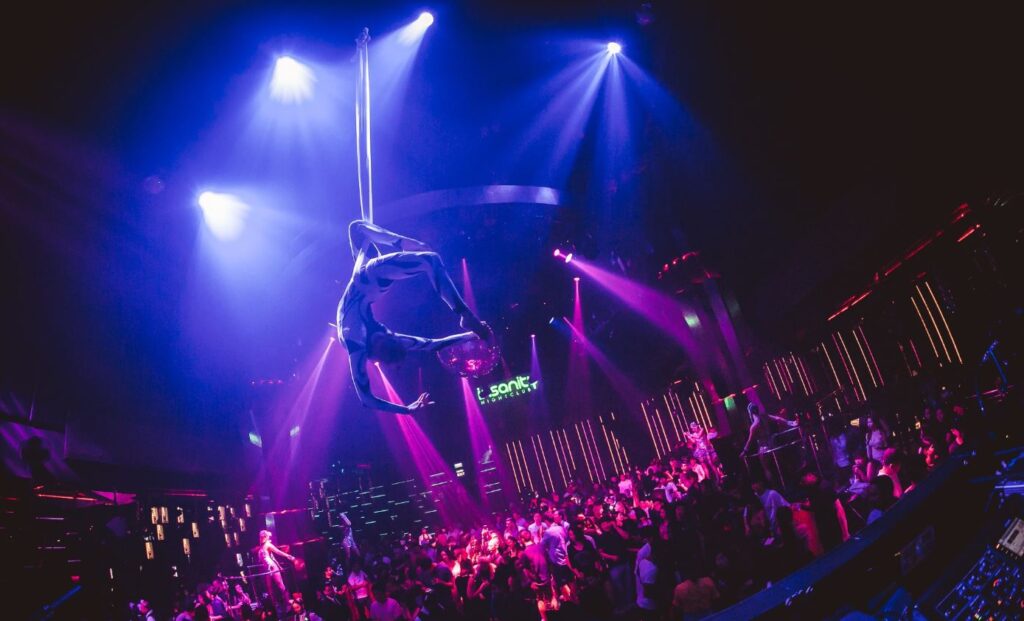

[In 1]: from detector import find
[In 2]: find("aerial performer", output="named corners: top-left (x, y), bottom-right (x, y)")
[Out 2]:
top-left (338, 220), bottom-right (493, 413)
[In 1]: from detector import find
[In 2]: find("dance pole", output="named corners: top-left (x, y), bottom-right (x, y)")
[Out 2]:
top-left (355, 28), bottom-right (374, 223)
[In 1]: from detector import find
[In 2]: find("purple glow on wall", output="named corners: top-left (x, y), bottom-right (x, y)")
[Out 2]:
top-left (567, 278), bottom-right (592, 415)
top-left (460, 377), bottom-right (501, 495)
top-left (569, 258), bottom-right (704, 368)
top-left (563, 319), bottom-right (644, 407)
top-left (374, 366), bottom-right (480, 526)
top-left (258, 332), bottom-right (347, 504)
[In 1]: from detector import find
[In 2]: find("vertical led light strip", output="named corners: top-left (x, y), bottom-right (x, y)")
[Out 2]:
top-left (536, 435), bottom-right (556, 492)
top-left (697, 389), bottom-right (713, 431)
top-left (858, 326), bottom-right (885, 385)
top-left (505, 443), bottom-right (522, 493)
top-left (851, 329), bottom-right (878, 388)
top-left (831, 334), bottom-right (861, 400)
top-left (782, 357), bottom-right (795, 386)
top-left (530, 436), bottom-right (547, 492)
top-left (764, 365), bottom-right (780, 398)
top-left (821, 341), bottom-right (843, 391)
top-left (836, 332), bottom-right (866, 400)
top-left (925, 282), bottom-right (963, 364)
top-left (599, 418), bottom-right (621, 476)
top-left (664, 395), bottom-right (682, 441)
top-left (560, 429), bottom-right (577, 472)
top-left (671, 392), bottom-right (693, 432)
top-left (587, 421), bottom-right (608, 480)
top-left (548, 432), bottom-right (565, 487)
top-left (516, 440), bottom-right (534, 492)
top-left (549, 431), bottom-right (568, 488)
top-left (910, 297), bottom-right (940, 360)
top-left (686, 394), bottom-right (699, 429)
top-left (791, 354), bottom-right (810, 395)
top-left (615, 433), bottom-right (630, 467)
top-left (797, 356), bottom-right (815, 394)
top-left (653, 408), bottom-right (672, 452)
top-left (916, 284), bottom-right (951, 363)
top-left (574, 423), bottom-right (596, 481)
top-left (640, 403), bottom-right (663, 459)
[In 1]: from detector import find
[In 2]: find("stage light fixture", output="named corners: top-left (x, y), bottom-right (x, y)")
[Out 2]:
top-left (417, 11), bottom-right (435, 27)
top-left (553, 249), bottom-right (574, 264)
top-left (607, 41), bottom-right (622, 55)
top-left (574, 276), bottom-right (581, 282)
top-left (270, 55), bottom-right (315, 103)
top-left (197, 191), bottom-right (250, 241)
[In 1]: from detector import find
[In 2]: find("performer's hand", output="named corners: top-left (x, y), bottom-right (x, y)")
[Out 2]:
top-left (408, 392), bottom-right (434, 411)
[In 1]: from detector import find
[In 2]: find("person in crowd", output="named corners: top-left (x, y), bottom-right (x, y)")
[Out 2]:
top-left (864, 414), bottom-right (889, 463)
top-left (797, 469), bottom-right (849, 552)
top-left (672, 566), bottom-right (720, 621)
top-left (346, 560), bottom-right (372, 619)
top-left (866, 475), bottom-right (897, 525)
top-left (131, 598), bottom-right (158, 621)
top-left (367, 585), bottom-right (402, 621)
top-left (751, 479), bottom-right (789, 534)
top-left (878, 447), bottom-right (904, 498)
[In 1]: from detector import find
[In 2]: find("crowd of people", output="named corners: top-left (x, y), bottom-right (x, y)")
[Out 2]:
top-left (137, 399), bottom-right (970, 621)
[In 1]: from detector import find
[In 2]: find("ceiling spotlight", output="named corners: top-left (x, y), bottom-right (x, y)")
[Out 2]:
top-left (607, 41), bottom-right (622, 55)
top-left (270, 55), bottom-right (315, 103)
top-left (573, 276), bottom-right (581, 282)
top-left (553, 248), bottom-right (574, 264)
top-left (417, 11), bottom-right (435, 27)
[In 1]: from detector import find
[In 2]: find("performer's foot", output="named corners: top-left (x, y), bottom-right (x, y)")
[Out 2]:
top-left (461, 315), bottom-right (493, 341)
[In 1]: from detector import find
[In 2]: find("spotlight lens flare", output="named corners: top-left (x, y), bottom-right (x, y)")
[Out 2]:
top-left (196, 191), bottom-right (250, 241)
top-left (270, 56), bottom-right (315, 103)
top-left (607, 41), bottom-right (622, 55)
top-left (418, 11), bottom-right (434, 26)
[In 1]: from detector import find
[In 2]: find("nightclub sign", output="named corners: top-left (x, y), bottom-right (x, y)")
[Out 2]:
top-left (475, 374), bottom-right (540, 405)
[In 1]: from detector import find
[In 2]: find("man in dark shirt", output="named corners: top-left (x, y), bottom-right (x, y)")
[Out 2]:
top-left (798, 469), bottom-right (849, 552)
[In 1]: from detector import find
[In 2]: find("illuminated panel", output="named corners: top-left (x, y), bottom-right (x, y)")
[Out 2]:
top-left (587, 420), bottom-right (608, 481)
top-left (910, 296), bottom-right (941, 360)
top-left (820, 341), bottom-right (843, 391)
top-left (663, 395), bottom-right (681, 440)
top-left (916, 285), bottom-right (951, 363)
top-left (831, 334), bottom-right (861, 400)
top-left (837, 332), bottom-right (866, 400)
top-left (505, 443), bottom-right (522, 493)
top-left (560, 429), bottom-right (577, 472)
top-left (549, 432), bottom-right (568, 487)
top-left (851, 329), bottom-right (878, 388)
top-left (536, 435), bottom-right (556, 491)
top-left (640, 403), bottom-right (662, 459)
top-left (530, 436), bottom-right (548, 492)
top-left (925, 282), bottom-right (963, 364)
top-left (516, 440), bottom-right (535, 491)
top-left (599, 417), bottom-right (621, 476)
top-left (857, 326), bottom-right (884, 385)
top-left (575, 423), bottom-right (596, 481)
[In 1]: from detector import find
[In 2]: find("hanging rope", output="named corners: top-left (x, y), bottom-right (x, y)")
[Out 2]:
top-left (354, 28), bottom-right (374, 223)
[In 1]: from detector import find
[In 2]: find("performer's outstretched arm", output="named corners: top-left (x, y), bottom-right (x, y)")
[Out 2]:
top-left (348, 220), bottom-right (428, 259)
top-left (348, 350), bottom-right (430, 414)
